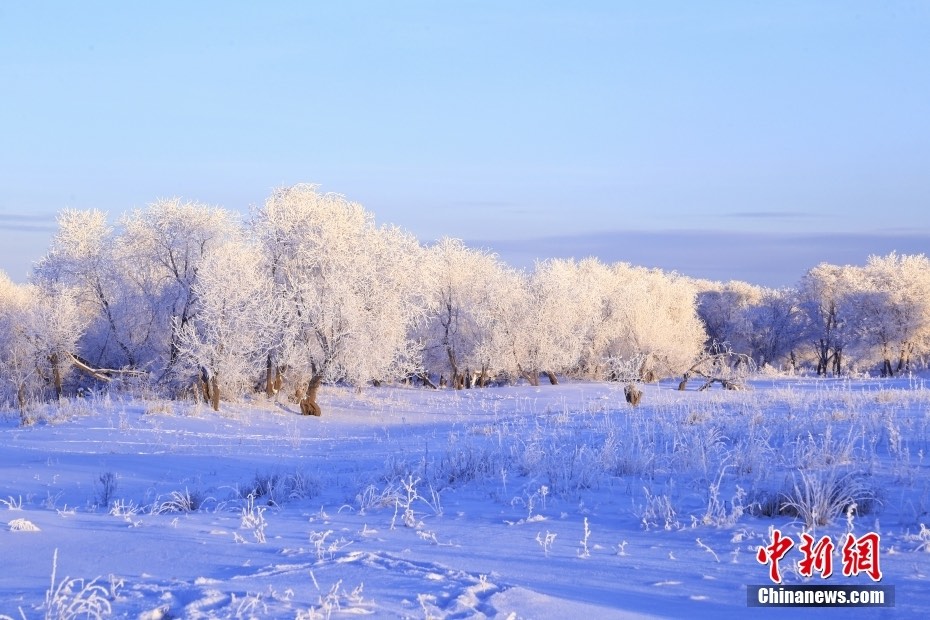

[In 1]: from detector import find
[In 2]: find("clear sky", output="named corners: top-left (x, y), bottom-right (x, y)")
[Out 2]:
top-left (1, 1), bottom-right (928, 286)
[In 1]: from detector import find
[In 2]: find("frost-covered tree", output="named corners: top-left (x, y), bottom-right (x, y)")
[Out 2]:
top-left (505, 260), bottom-right (589, 386)
top-left (0, 273), bottom-right (36, 412)
top-left (33, 209), bottom-right (142, 369)
top-left (417, 238), bottom-right (516, 388)
top-left (252, 184), bottom-right (422, 415)
top-left (0, 272), bottom-right (84, 416)
top-left (744, 287), bottom-right (807, 371)
top-left (799, 263), bottom-right (859, 376)
top-left (606, 264), bottom-right (706, 380)
top-left (467, 263), bottom-right (527, 386)
top-left (173, 237), bottom-right (280, 410)
top-left (568, 258), bottom-right (619, 378)
top-left (854, 253), bottom-right (930, 376)
top-left (119, 198), bottom-right (239, 378)
top-left (40, 185), bottom-right (930, 404)
top-left (34, 202), bottom-right (238, 382)
top-left (551, 258), bottom-right (705, 381)
top-left (696, 280), bottom-right (762, 354)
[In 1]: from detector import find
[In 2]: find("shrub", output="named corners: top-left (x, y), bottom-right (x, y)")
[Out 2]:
top-left (42, 549), bottom-right (114, 620)
top-left (749, 469), bottom-right (878, 529)
top-left (153, 488), bottom-right (209, 514)
top-left (782, 468), bottom-right (877, 529)
top-left (94, 472), bottom-right (118, 508)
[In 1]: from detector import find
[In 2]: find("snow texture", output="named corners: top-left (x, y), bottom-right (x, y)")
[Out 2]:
top-left (2, 379), bottom-right (929, 618)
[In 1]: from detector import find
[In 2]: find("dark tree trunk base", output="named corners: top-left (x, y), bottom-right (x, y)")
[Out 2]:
top-left (299, 398), bottom-right (322, 416)
top-left (624, 383), bottom-right (643, 406)
top-left (210, 375), bottom-right (220, 411)
top-left (300, 375), bottom-right (323, 416)
top-left (50, 353), bottom-right (63, 401)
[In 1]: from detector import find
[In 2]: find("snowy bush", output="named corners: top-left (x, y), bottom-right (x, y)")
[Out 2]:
top-left (239, 495), bottom-right (268, 543)
top-left (236, 469), bottom-right (320, 506)
top-left (781, 468), bottom-right (878, 529)
top-left (42, 549), bottom-right (114, 620)
top-left (432, 435), bottom-right (504, 487)
top-left (153, 488), bottom-right (210, 514)
top-left (94, 472), bottom-right (119, 509)
top-left (9, 518), bottom-right (41, 532)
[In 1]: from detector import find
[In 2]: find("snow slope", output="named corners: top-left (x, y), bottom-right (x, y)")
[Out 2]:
top-left (1, 380), bottom-right (929, 618)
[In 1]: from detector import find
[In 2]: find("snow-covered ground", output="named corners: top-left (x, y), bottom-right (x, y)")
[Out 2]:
top-left (2, 379), bottom-right (929, 618)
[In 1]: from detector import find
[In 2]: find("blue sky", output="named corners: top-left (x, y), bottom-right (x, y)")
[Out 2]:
top-left (1, 1), bottom-right (928, 286)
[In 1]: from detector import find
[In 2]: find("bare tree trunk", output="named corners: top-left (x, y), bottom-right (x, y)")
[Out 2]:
top-left (545, 371), bottom-right (558, 385)
top-left (265, 354), bottom-right (275, 397)
top-left (299, 374), bottom-right (323, 416)
top-left (446, 346), bottom-right (463, 390)
top-left (518, 365), bottom-right (540, 387)
top-left (897, 344), bottom-right (911, 374)
top-left (199, 367), bottom-right (211, 404)
top-left (49, 353), bottom-right (63, 402)
top-left (210, 374), bottom-right (220, 411)
top-left (477, 365), bottom-right (490, 388)
top-left (419, 372), bottom-right (438, 389)
top-left (816, 339), bottom-right (829, 376)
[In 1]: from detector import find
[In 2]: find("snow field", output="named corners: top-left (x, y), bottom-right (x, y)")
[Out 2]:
top-left (2, 379), bottom-right (930, 618)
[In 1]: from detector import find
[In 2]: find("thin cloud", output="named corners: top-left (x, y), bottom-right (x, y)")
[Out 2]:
top-left (0, 224), bottom-right (57, 233)
top-left (0, 213), bottom-right (57, 233)
top-left (447, 200), bottom-right (522, 210)
top-left (0, 213), bottom-right (53, 221)
top-left (469, 229), bottom-right (930, 288)
top-left (873, 225), bottom-right (930, 235)
top-left (724, 211), bottom-right (813, 219)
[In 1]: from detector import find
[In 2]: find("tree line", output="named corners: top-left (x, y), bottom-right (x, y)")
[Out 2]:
top-left (2, 184), bottom-right (928, 417)
top-left (698, 253), bottom-right (930, 378)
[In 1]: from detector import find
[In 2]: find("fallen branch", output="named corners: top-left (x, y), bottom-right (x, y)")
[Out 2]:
top-left (67, 353), bottom-right (146, 383)
top-left (68, 353), bottom-right (111, 382)
top-left (678, 342), bottom-right (755, 391)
